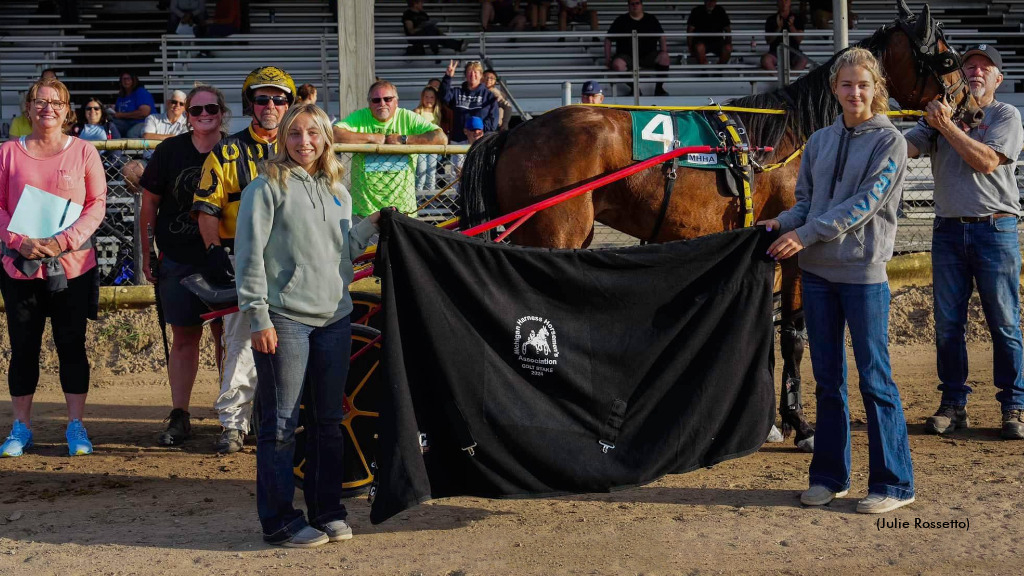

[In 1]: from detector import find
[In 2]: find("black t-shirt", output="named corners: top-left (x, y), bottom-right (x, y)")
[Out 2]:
top-left (765, 11), bottom-right (806, 51)
top-left (687, 5), bottom-right (731, 37)
top-left (607, 13), bottom-right (664, 57)
top-left (138, 132), bottom-right (208, 266)
top-left (402, 8), bottom-right (430, 33)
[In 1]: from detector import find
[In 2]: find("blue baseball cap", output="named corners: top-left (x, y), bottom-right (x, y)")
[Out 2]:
top-left (582, 80), bottom-right (603, 95)
top-left (465, 115), bottom-right (484, 131)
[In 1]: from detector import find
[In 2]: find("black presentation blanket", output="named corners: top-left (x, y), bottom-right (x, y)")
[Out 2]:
top-left (369, 211), bottom-right (777, 524)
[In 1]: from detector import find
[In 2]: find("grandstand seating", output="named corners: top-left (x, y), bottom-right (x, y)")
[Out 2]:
top-left (2, 0), bottom-right (1023, 133)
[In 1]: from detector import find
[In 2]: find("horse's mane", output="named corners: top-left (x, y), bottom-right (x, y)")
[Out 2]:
top-left (728, 26), bottom-right (890, 163)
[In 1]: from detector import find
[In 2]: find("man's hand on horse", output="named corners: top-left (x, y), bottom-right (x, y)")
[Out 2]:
top-left (924, 98), bottom-right (954, 131)
top-left (766, 231), bottom-right (805, 260)
top-left (446, 59), bottom-right (459, 77)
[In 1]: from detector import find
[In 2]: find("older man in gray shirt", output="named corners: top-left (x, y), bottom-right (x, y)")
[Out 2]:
top-left (904, 44), bottom-right (1024, 440)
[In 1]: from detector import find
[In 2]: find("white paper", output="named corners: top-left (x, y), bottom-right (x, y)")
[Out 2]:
top-left (7, 184), bottom-right (83, 238)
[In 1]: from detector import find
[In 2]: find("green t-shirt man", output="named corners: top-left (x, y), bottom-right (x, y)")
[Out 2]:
top-left (333, 107), bottom-right (441, 216)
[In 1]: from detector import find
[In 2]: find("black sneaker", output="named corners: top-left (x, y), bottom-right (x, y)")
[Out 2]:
top-left (655, 86), bottom-right (670, 96)
top-left (158, 408), bottom-right (191, 446)
top-left (458, 39), bottom-right (469, 53)
top-left (925, 404), bottom-right (969, 434)
top-left (216, 428), bottom-right (244, 454)
top-left (1001, 409), bottom-right (1024, 440)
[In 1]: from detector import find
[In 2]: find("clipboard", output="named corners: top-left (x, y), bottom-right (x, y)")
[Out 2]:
top-left (7, 184), bottom-right (83, 238)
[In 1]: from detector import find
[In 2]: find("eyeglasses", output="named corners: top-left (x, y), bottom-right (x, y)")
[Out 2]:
top-left (168, 100), bottom-right (185, 106)
top-left (253, 95), bottom-right (289, 106)
top-left (84, 106), bottom-right (102, 112)
top-left (188, 103), bottom-right (221, 116)
top-left (370, 96), bottom-right (397, 104)
top-left (32, 98), bottom-right (67, 111)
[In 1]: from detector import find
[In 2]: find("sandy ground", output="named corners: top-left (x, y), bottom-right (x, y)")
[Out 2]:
top-left (1, 286), bottom-right (1023, 575)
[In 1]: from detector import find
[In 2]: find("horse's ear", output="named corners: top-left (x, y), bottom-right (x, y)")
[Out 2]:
top-left (915, 4), bottom-right (934, 45)
top-left (897, 0), bottom-right (913, 20)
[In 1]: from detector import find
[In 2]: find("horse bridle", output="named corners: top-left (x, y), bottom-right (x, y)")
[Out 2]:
top-left (891, 18), bottom-right (971, 122)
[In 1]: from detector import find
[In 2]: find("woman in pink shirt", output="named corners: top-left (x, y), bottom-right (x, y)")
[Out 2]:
top-left (0, 78), bottom-right (107, 458)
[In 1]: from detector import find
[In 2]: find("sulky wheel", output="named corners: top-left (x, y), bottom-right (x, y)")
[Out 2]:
top-left (293, 323), bottom-right (383, 497)
top-left (349, 290), bottom-right (383, 331)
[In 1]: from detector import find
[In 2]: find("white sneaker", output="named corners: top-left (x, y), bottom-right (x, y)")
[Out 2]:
top-left (856, 493), bottom-right (915, 514)
top-left (800, 485), bottom-right (848, 506)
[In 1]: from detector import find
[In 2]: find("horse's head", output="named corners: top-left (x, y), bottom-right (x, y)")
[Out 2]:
top-left (877, 1), bottom-right (983, 126)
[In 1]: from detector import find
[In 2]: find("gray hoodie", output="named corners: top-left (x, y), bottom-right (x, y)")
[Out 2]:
top-left (775, 114), bottom-right (907, 284)
top-left (235, 169), bottom-right (378, 333)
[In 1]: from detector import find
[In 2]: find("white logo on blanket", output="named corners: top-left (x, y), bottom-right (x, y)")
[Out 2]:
top-left (513, 316), bottom-right (560, 377)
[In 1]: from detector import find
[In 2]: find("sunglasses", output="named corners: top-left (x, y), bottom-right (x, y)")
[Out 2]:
top-left (84, 106), bottom-right (102, 111)
top-left (370, 96), bottom-right (397, 104)
top-left (32, 98), bottom-right (67, 110)
top-left (168, 100), bottom-right (185, 106)
top-left (188, 103), bottom-right (221, 116)
top-left (253, 94), bottom-right (289, 106)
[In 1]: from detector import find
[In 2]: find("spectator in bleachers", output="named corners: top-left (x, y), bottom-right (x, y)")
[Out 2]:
top-left (139, 84), bottom-right (228, 447)
top-left (192, 66), bottom-right (296, 454)
top-left (0, 77), bottom-right (107, 458)
top-left (581, 80), bottom-right (604, 104)
top-left (480, 0), bottom-right (527, 32)
top-left (558, 0), bottom-right (599, 35)
top-left (332, 80), bottom-right (447, 217)
top-left (440, 60), bottom-right (500, 143)
top-left (465, 115), bottom-right (486, 145)
top-left (761, 0), bottom-right (808, 71)
top-left (206, 0), bottom-right (242, 37)
top-left (110, 72), bottom-right (155, 139)
top-left (526, 0), bottom-right (551, 31)
top-left (403, 0), bottom-right (470, 56)
top-left (413, 86), bottom-right (444, 192)
top-left (427, 78), bottom-right (443, 91)
top-left (142, 90), bottom-right (189, 141)
top-left (687, 0), bottom-right (733, 65)
top-left (168, 0), bottom-right (208, 36)
top-left (483, 69), bottom-right (513, 131)
top-left (296, 84), bottom-right (318, 106)
top-left (71, 98), bottom-right (120, 141)
top-left (800, 0), bottom-right (856, 30)
top-left (605, 1), bottom-right (670, 96)
top-left (424, 78), bottom-right (454, 136)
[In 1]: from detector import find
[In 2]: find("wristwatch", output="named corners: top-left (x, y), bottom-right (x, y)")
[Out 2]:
top-left (399, 135), bottom-right (408, 145)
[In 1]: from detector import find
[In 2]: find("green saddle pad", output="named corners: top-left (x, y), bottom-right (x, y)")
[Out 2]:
top-left (630, 110), bottom-right (727, 169)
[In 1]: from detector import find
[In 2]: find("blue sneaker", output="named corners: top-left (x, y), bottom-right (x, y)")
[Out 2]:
top-left (66, 419), bottom-right (93, 456)
top-left (1, 420), bottom-right (33, 457)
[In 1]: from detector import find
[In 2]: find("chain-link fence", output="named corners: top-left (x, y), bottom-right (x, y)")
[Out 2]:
top-left (90, 140), bottom-right (1024, 286)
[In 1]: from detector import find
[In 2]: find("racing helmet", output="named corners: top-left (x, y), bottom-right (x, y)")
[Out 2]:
top-left (241, 66), bottom-right (296, 116)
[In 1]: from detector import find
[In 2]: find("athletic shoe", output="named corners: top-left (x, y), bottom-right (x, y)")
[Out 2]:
top-left (158, 408), bottom-right (192, 446)
top-left (925, 404), bottom-right (969, 434)
top-left (1001, 409), bottom-right (1024, 440)
top-left (276, 526), bottom-right (329, 548)
top-left (66, 419), bottom-right (93, 456)
top-left (856, 494), bottom-right (915, 514)
top-left (317, 519), bottom-right (353, 542)
top-left (216, 428), bottom-right (244, 454)
top-left (1, 420), bottom-right (33, 457)
top-left (800, 485), bottom-right (848, 506)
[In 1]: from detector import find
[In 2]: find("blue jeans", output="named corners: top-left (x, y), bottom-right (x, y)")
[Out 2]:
top-left (932, 216), bottom-right (1024, 410)
top-left (415, 153), bottom-right (438, 191)
top-left (802, 271), bottom-right (914, 499)
top-left (254, 313), bottom-right (350, 543)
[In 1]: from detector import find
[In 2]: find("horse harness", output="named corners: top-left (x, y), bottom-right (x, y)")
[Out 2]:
top-left (888, 17), bottom-right (971, 122)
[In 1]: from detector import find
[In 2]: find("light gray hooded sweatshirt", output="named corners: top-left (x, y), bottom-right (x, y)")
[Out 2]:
top-left (775, 113), bottom-right (907, 284)
top-left (234, 169), bottom-right (377, 333)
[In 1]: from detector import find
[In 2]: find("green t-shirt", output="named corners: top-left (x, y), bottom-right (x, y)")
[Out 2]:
top-left (334, 107), bottom-right (440, 216)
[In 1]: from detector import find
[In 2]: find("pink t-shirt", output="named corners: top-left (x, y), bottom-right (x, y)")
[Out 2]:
top-left (0, 137), bottom-right (107, 280)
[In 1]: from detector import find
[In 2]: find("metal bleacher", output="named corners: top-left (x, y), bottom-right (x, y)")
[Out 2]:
top-left (2, 0), bottom-right (1024, 130)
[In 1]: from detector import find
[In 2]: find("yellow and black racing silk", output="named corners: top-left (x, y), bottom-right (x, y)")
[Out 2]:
top-left (191, 125), bottom-right (277, 244)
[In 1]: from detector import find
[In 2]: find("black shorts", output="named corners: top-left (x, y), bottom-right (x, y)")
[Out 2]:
top-left (693, 37), bottom-right (731, 55)
top-left (613, 50), bottom-right (664, 70)
top-left (157, 256), bottom-right (212, 327)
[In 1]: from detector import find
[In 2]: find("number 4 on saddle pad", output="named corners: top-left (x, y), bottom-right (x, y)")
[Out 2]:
top-left (631, 110), bottom-right (728, 169)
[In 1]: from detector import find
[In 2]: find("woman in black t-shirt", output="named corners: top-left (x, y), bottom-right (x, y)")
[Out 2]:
top-left (137, 84), bottom-right (229, 447)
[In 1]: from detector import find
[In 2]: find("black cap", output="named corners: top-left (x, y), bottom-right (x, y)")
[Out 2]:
top-left (962, 44), bottom-right (1002, 70)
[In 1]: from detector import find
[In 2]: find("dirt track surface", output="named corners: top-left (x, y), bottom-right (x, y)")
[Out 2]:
top-left (2, 287), bottom-right (1023, 575)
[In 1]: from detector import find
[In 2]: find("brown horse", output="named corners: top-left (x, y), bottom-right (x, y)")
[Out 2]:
top-left (458, 1), bottom-right (980, 450)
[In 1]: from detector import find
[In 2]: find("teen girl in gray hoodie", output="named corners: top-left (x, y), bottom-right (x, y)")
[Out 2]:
top-left (234, 104), bottom-right (379, 548)
top-left (759, 48), bottom-right (915, 515)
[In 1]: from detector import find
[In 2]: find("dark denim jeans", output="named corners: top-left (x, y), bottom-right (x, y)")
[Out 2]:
top-left (802, 271), bottom-right (915, 499)
top-left (932, 216), bottom-right (1024, 410)
top-left (254, 313), bottom-right (350, 543)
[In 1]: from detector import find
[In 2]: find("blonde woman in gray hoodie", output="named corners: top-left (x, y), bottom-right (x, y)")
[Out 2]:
top-left (758, 48), bottom-right (914, 515)
top-left (234, 103), bottom-right (379, 548)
